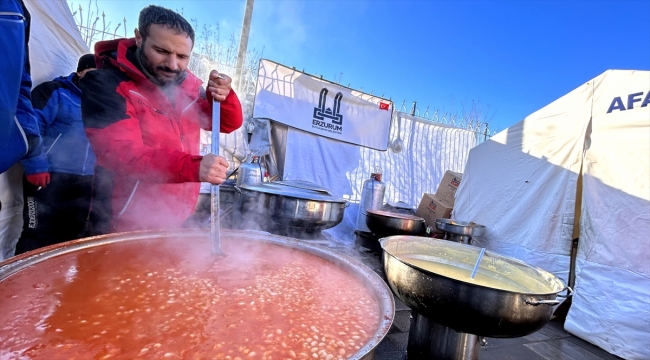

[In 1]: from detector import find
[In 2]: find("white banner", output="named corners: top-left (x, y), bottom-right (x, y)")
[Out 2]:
top-left (253, 59), bottom-right (392, 150)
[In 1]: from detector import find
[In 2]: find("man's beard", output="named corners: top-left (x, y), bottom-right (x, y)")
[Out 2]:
top-left (139, 46), bottom-right (184, 85)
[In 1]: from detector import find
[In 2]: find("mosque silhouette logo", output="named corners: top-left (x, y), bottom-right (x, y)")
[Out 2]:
top-left (312, 88), bottom-right (343, 134)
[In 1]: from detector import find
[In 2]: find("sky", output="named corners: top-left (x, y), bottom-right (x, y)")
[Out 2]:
top-left (66, 0), bottom-right (650, 133)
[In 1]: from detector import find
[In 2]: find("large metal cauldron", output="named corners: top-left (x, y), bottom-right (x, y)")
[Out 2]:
top-left (0, 229), bottom-right (394, 359)
top-left (381, 236), bottom-right (569, 338)
top-left (237, 182), bottom-right (347, 232)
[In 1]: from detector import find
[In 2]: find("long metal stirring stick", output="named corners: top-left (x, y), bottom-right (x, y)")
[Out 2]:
top-left (210, 98), bottom-right (223, 255)
top-left (470, 248), bottom-right (486, 279)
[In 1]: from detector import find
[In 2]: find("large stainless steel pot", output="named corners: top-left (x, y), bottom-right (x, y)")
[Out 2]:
top-left (381, 236), bottom-right (570, 338)
top-left (0, 229), bottom-right (395, 360)
top-left (237, 182), bottom-right (347, 231)
top-left (365, 210), bottom-right (425, 238)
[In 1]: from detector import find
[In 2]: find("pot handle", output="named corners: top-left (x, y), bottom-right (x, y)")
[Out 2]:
top-left (524, 286), bottom-right (573, 306)
top-left (233, 186), bottom-right (250, 195)
top-left (557, 286), bottom-right (573, 298)
top-left (524, 298), bottom-right (560, 306)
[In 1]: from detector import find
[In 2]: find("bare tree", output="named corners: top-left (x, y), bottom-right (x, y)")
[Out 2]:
top-left (70, 0), bottom-right (127, 48)
top-left (461, 99), bottom-right (496, 132)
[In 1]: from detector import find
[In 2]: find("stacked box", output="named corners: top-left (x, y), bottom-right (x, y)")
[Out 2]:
top-left (416, 193), bottom-right (453, 232)
top-left (415, 170), bottom-right (463, 232)
top-left (435, 170), bottom-right (463, 205)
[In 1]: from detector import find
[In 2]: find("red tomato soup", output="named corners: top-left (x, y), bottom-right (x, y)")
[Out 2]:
top-left (0, 237), bottom-right (380, 359)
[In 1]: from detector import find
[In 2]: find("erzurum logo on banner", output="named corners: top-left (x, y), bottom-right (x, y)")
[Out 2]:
top-left (312, 88), bottom-right (343, 134)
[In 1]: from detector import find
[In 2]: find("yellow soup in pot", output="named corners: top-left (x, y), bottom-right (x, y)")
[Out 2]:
top-left (397, 255), bottom-right (544, 293)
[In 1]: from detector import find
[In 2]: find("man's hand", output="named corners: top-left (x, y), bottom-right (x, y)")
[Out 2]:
top-left (199, 154), bottom-right (229, 185)
top-left (26, 172), bottom-right (50, 188)
top-left (207, 70), bottom-right (232, 102)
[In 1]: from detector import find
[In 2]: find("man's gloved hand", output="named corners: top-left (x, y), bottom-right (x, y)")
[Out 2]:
top-left (26, 172), bottom-right (50, 188)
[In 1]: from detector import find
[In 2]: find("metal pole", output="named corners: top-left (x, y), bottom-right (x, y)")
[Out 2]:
top-left (211, 100), bottom-right (223, 255)
top-left (233, 0), bottom-right (255, 93)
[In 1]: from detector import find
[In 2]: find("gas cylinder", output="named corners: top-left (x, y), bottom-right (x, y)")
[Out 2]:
top-left (355, 171), bottom-right (386, 233)
top-left (236, 156), bottom-right (265, 187)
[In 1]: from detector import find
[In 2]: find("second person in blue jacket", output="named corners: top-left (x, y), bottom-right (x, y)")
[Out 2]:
top-left (15, 54), bottom-right (97, 254)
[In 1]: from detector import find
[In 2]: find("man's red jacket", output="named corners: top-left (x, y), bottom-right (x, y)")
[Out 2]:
top-left (80, 38), bottom-right (243, 232)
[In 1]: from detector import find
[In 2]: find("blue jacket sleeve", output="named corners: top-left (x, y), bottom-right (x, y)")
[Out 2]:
top-left (17, 55), bottom-right (46, 174)
top-left (15, 56), bottom-right (39, 138)
top-left (22, 82), bottom-right (61, 174)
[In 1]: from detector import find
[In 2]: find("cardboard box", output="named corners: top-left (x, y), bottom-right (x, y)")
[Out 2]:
top-left (435, 170), bottom-right (463, 205)
top-left (416, 193), bottom-right (453, 232)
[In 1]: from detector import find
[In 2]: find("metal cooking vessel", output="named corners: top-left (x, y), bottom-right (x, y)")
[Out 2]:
top-left (365, 210), bottom-right (425, 238)
top-left (237, 182), bottom-right (347, 231)
top-left (435, 218), bottom-right (486, 238)
top-left (0, 229), bottom-right (395, 360)
top-left (381, 236), bottom-right (570, 338)
top-left (235, 156), bottom-right (265, 187)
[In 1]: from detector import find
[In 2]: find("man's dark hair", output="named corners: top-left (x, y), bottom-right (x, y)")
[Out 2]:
top-left (138, 5), bottom-right (195, 45)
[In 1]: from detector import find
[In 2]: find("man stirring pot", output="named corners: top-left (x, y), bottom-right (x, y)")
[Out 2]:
top-left (81, 5), bottom-right (243, 234)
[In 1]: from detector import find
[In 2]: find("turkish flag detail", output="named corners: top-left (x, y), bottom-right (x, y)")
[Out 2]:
top-left (379, 102), bottom-right (390, 110)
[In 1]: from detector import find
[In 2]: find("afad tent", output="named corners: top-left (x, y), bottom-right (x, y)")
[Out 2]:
top-left (454, 70), bottom-right (649, 360)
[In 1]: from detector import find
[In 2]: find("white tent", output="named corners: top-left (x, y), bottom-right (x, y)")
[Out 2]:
top-left (454, 70), bottom-right (650, 360)
top-left (25, 0), bottom-right (89, 87)
top-left (0, 0), bottom-right (87, 260)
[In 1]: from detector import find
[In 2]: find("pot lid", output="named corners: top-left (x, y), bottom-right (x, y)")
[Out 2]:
top-left (367, 209), bottom-right (424, 221)
top-left (238, 182), bottom-right (346, 203)
top-left (389, 201), bottom-right (412, 210)
top-left (273, 180), bottom-right (333, 196)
